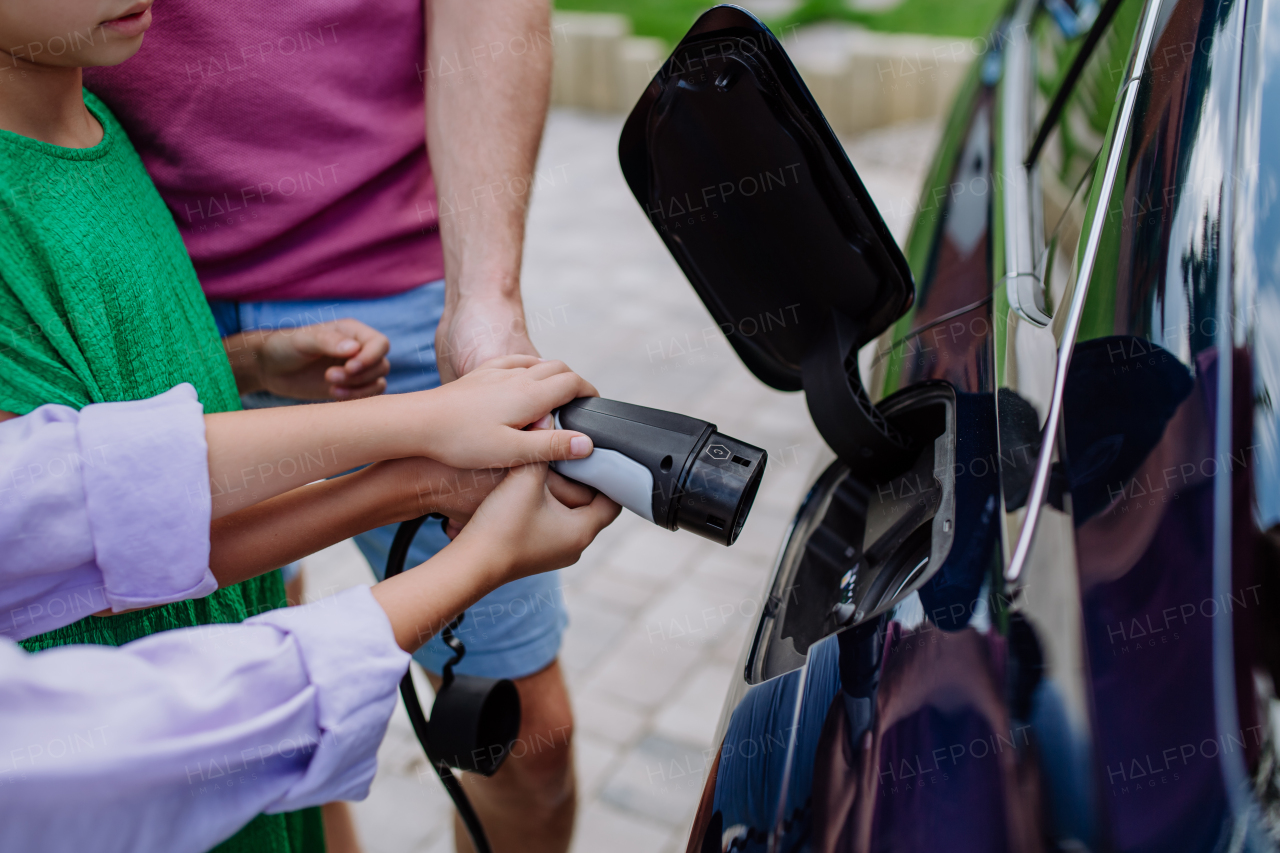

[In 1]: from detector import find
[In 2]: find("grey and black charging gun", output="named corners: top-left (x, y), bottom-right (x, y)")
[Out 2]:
top-left (384, 397), bottom-right (766, 852)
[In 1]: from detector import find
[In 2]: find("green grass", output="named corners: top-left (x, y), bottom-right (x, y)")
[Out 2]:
top-left (554, 0), bottom-right (1011, 47)
top-left (553, 0), bottom-right (710, 46)
top-left (779, 0), bottom-right (1010, 39)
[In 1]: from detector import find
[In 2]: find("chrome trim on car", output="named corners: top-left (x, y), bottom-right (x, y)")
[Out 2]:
top-left (1005, 0), bottom-right (1166, 582)
top-left (1000, 0), bottom-right (1051, 327)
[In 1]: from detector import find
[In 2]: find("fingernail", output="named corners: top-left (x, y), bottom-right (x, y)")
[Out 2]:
top-left (346, 359), bottom-right (362, 373)
top-left (339, 339), bottom-right (358, 353)
top-left (570, 435), bottom-right (592, 457)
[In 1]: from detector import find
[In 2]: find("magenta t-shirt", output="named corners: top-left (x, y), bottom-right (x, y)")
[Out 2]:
top-left (85, 1), bottom-right (442, 302)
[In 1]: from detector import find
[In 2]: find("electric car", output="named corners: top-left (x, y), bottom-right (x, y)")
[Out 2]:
top-left (618, 0), bottom-right (1280, 849)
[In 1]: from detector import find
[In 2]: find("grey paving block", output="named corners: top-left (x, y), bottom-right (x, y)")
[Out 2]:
top-left (653, 662), bottom-right (738, 748)
top-left (571, 801), bottom-right (676, 853)
top-left (584, 629), bottom-right (703, 710)
top-left (573, 688), bottom-right (649, 746)
top-left (598, 734), bottom-right (714, 828)
top-left (575, 732), bottom-right (624, 800)
top-left (559, 591), bottom-right (630, 677)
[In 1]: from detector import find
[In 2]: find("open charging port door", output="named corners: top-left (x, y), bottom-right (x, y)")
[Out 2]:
top-left (618, 3), bottom-right (961, 683)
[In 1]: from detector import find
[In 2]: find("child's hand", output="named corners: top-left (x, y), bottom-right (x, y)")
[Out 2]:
top-left (453, 462), bottom-right (620, 583)
top-left (381, 457), bottom-right (598, 537)
top-left (416, 356), bottom-right (600, 469)
top-left (439, 471), bottom-right (597, 539)
top-left (224, 319), bottom-right (391, 400)
top-left (370, 463), bottom-right (615, 653)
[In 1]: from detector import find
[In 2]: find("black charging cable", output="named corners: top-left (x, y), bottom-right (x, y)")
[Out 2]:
top-left (385, 515), bottom-right (494, 853)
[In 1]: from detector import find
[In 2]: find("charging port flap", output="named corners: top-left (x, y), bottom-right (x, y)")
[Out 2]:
top-left (618, 5), bottom-right (919, 480)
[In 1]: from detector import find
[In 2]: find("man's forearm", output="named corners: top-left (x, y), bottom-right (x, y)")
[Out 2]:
top-left (426, 0), bottom-right (552, 378)
top-left (426, 0), bottom-right (550, 297)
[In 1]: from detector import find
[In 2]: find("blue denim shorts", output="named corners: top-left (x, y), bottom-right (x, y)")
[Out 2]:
top-left (209, 281), bottom-right (567, 679)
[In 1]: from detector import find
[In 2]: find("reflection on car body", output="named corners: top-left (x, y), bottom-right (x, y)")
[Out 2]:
top-left (620, 0), bottom-right (1280, 850)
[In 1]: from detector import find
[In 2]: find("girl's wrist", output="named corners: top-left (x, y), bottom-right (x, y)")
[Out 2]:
top-left (371, 386), bottom-right (445, 462)
top-left (449, 527), bottom-right (514, 590)
top-left (385, 457), bottom-right (441, 522)
top-left (356, 460), bottom-right (426, 527)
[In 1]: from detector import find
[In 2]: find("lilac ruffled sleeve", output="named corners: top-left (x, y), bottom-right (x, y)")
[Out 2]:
top-left (0, 586), bottom-right (409, 853)
top-left (0, 384), bottom-right (216, 639)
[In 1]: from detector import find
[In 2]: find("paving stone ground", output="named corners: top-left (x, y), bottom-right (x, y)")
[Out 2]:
top-left (302, 108), bottom-right (940, 853)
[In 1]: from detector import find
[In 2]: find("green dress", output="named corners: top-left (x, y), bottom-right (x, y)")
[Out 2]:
top-left (0, 90), bottom-right (324, 853)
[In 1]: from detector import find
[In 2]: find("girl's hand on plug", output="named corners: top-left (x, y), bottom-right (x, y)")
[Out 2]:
top-left (452, 461), bottom-right (620, 584)
top-left (438, 472), bottom-right (596, 538)
top-left (381, 456), bottom-right (597, 539)
top-left (375, 456), bottom-right (501, 523)
top-left (414, 356), bottom-right (599, 469)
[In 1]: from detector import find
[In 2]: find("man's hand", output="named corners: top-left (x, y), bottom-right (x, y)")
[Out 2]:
top-left (436, 294), bottom-right (539, 384)
top-left (224, 319), bottom-right (391, 401)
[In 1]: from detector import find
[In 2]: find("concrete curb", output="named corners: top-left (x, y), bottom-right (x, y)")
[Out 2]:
top-left (549, 12), bottom-right (973, 134)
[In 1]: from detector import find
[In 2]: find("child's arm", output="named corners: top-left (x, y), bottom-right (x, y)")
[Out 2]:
top-left (0, 359), bottom-right (599, 635)
top-left (372, 461), bottom-right (620, 651)
top-left (0, 356), bottom-right (598, 519)
top-left (207, 458), bottom-right (596, 589)
top-left (204, 355), bottom-right (598, 517)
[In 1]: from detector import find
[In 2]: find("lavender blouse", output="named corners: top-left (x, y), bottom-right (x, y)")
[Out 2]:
top-left (0, 385), bottom-right (410, 852)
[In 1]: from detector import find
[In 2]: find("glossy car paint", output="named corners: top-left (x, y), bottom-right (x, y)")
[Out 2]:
top-left (622, 0), bottom-right (1280, 850)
